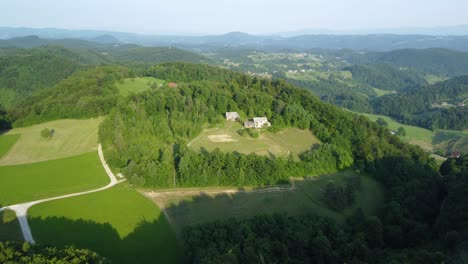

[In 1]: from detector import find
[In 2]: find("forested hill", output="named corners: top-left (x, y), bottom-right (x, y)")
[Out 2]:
top-left (373, 75), bottom-right (468, 130)
top-left (0, 46), bottom-right (84, 107)
top-left (344, 64), bottom-right (428, 91)
top-left (0, 36), bottom-right (210, 66)
top-left (347, 48), bottom-right (468, 77)
top-left (10, 66), bottom-right (132, 127)
top-left (97, 62), bottom-right (452, 262)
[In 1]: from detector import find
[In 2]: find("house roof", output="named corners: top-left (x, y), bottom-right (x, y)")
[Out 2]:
top-left (253, 117), bottom-right (268, 123)
top-left (226, 112), bottom-right (239, 116)
top-left (451, 151), bottom-right (461, 157)
top-left (167, 82), bottom-right (178, 88)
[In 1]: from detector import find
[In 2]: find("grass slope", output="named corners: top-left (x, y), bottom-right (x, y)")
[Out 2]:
top-left (0, 152), bottom-right (109, 205)
top-left (189, 121), bottom-right (320, 158)
top-left (116, 77), bottom-right (165, 97)
top-left (0, 210), bottom-right (23, 241)
top-left (29, 184), bottom-right (181, 264)
top-left (362, 113), bottom-right (435, 151)
top-left (0, 118), bottom-right (102, 165)
top-left (0, 134), bottom-right (20, 159)
top-left (152, 171), bottom-right (382, 230)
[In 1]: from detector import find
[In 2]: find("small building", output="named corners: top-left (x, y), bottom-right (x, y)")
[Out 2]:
top-left (167, 82), bottom-right (178, 88)
top-left (226, 112), bottom-right (240, 121)
top-left (244, 117), bottom-right (271, 128)
top-left (244, 121), bottom-right (255, 128)
top-left (253, 117), bottom-right (271, 128)
top-left (451, 151), bottom-right (461, 159)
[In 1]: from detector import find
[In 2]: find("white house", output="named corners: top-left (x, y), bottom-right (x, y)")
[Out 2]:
top-left (226, 112), bottom-right (240, 121)
top-left (244, 117), bottom-right (271, 128)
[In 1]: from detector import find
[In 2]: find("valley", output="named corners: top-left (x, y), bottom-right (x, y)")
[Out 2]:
top-left (0, 26), bottom-right (466, 263)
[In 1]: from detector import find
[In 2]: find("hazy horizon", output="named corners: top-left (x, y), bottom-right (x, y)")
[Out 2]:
top-left (2, 0), bottom-right (468, 35)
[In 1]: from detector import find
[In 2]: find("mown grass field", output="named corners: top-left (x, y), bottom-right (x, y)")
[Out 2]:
top-left (116, 77), bottom-right (165, 96)
top-left (0, 134), bottom-right (20, 159)
top-left (0, 152), bottom-right (109, 205)
top-left (361, 113), bottom-right (435, 151)
top-left (0, 210), bottom-right (23, 241)
top-left (29, 184), bottom-right (181, 264)
top-left (189, 121), bottom-right (320, 158)
top-left (151, 171), bottom-right (383, 230)
top-left (0, 118), bottom-right (102, 165)
top-left (361, 113), bottom-right (468, 155)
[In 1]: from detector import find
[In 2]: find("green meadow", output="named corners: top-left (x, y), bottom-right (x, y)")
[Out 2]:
top-left (0, 134), bottom-right (20, 159)
top-left (189, 121), bottom-right (320, 158)
top-left (0, 118), bottom-right (102, 165)
top-left (361, 113), bottom-right (468, 154)
top-left (153, 171), bottom-right (383, 230)
top-left (29, 184), bottom-right (181, 264)
top-left (0, 152), bottom-right (109, 205)
top-left (116, 77), bottom-right (165, 96)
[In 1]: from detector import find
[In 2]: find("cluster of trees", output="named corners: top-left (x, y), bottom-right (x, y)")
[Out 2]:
top-left (183, 213), bottom-right (445, 264)
top-left (277, 72), bottom-right (375, 113)
top-left (40, 128), bottom-right (55, 139)
top-left (321, 180), bottom-right (356, 211)
top-left (372, 75), bottom-right (468, 130)
top-left (0, 103), bottom-right (10, 131)
top-left (0, 241), bottom-right (108, 264)
top-left (437, 155), bottom-right (468, 259)
top-left (101, 63), bottom-right (415, 188)
top-left (345, 64), bottom-right (427, 91)
top-left (183, 146), bottom-right (452, 263)
top-left (0, 46), bottom-right (83, 107)
top-left (346, 48), bottom-right (468, 78)
top-left (10, 66), bottom-right (133, 127)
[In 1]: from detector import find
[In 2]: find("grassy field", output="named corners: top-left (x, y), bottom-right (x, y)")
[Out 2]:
top-left (0, 152), bottom-right (109, 205)
top-left (29, 184), bottom-right (181, 264)
top-left (189, 121), bottom-right (320, 158)
top-left (361, 113), bottom-right (435, 151)
top-left (0, 134), bottom-right (20, 159)
top-left (149, 171), bottom-right (383, 230)
top-left (0, 210), bottom-right (23, 241)
top-left (0, 118), bottom-right (102, 165)
top-left (433, 130), bottom-right (468, 154)
top-left (373, 87), bottom-right (394, 97)
top-left (361, 113), bottom-right (468, 155)
top-left (116, 77), bottom-right (165, 96)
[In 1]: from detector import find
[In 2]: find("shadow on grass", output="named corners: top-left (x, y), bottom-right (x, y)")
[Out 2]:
top-left (28, 215), bottom-right (182, 264)
top-left (161, 171), bottom-right (379, 232)
top-left (0, 209), bottom-right (23, 242)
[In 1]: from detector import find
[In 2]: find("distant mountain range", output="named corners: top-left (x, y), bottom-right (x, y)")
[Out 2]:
top-left (2, 27), bottom-right (468, 51)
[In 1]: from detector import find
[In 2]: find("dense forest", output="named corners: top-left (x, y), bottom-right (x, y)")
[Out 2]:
top-left (10, 66), bottom-right (132, 127)
top-left (344, 64), bottom-right (427, 91)
top-left (0, 241), bottom-right (108, 263)
top-left (372, 75), bottom-right (468, 130)
top-left (346, 48), bottom-right (468, 77)
top-left (0, 46), bottom-right (85, 107)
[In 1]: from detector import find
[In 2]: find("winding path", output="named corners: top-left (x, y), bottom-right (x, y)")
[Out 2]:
top-left (0, 144), bottom-right (125, 243)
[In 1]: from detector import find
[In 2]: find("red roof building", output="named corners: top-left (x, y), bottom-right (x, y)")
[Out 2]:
top-left (451, 151), bottom-right (461, 158)
top-left (167, 82), bottom-right (178, 88)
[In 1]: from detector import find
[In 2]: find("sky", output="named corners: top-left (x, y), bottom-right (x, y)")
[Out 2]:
top-left (1, 0), bottom-right (468, 35)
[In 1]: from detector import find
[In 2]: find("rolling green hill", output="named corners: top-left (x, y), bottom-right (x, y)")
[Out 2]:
top-left (10, 66), bottom-right (132, 127)
top-left (345, 64), bottom-right (427, 91)
top-left (372, 75), bottom-right (468, 130)
top-left (0, 151), bottom-right (109, 205)
top-left (29, 184), bottom-right (181, 264)
top-left (0, 118), bottom-right (102, 165)
top-left (348, 48), bottom-right (468, 77)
